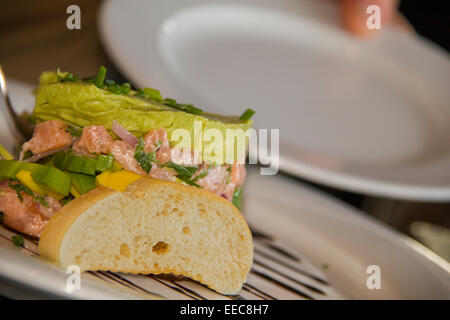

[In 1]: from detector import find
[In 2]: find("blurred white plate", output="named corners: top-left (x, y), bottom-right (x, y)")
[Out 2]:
top-left (100, 0), bottom-right (450, 201)
top-left (0, 80), bottom-right (449, 299)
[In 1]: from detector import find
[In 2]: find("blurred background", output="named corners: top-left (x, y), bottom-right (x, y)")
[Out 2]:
top-left (0, 0), bottom-right (449, 261)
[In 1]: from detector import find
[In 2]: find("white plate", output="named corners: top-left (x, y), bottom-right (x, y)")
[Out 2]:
top-left (0, 81), bottom-right (449, 299)
top-left (99, 0), bottom-right (450, 202)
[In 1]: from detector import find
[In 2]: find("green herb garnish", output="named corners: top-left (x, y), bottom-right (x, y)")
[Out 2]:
top-left (232, 187), bottom-right (243, 210)
top-left (120, 83), bottom-right (131, 94)
top-left (134, 88), bottom-right (147, 98)
top-left (143, 87), bottom-right (163, 102)
top-left (12, 235), bottom-right (24, 247)
top-left (164, 162), bottom-right (201, 187)
top-left (192, 164), bottom-right (211, 182)
top-left (60, 196), bottom-right (73, 206)
top-left (134, 138), bottom-right (159, 174)
top-left (66, 125), bottom-right (82, 137)
top-left (107, 83), bottom-right (122, 94)
top-left (8, 181), bottom-right (48, 207)
top-left (163, 98), bottom-right (203, 115)
top-left (95, 65), bottom-right (107, 88)
top-left (239, 108), bottom-right (255, 121)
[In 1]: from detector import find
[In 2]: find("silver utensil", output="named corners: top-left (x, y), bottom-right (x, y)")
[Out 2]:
top-left (0, 65), bottom-right (34, 143)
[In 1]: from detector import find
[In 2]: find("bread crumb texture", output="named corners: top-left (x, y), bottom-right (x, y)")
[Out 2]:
top-left (39, 178), bottom-right (253, 295)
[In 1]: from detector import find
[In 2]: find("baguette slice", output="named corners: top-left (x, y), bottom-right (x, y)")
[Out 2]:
top-left (39, 178), bottom-right (253, 295)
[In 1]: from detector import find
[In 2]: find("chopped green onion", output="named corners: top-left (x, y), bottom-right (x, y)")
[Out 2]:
top-left (82, 75), bottom-right (96, 83)
top-left (181, 104), bottom-right (203, 116)
top-left (163, 98), bottom-right (203, 115)
top-left (143, 87), bottom-right (163, 102)
top-left (12, 235), bottom-right (24, 247)
top-left (239, 108), bottom-right (255, 121)
top-left (120, 83), bottom-right (131, 94)
top-left (134, 88), bottom-right (146, 98)
top-left (95, 66), bottom-right (107, 88)
top-left (232, 187), bottom-right (243, 210)
top-left (107, 83), bottom-right (122, 94)
top-left (192, 164), bottom-right (211, 182)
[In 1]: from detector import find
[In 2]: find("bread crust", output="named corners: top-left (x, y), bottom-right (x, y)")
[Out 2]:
top-left (39, 186), bottom-right (118, 264)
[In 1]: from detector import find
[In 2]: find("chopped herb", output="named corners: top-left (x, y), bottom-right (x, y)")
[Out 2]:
top-left (134, 138), bottom-right (159, 174)
top-left (225, 165), bottom-right (233, 184)
top-left (143, 87), bottom-right (163, 102)
top-left (155, 140), bottom-right (162, 150)
top-left (164, 162), bottom-right (201, 187)
top-left (58, 72), bottom-right (79, 83)
top-left (60, 73), bottom-right (74, 82)
top-left (134, 88), bottom-right (147, 98)
top-left (66, 125), bottom-right (82, 137)
top-left (60, 196), bottom-right (73, 206)
top-left (120, 83), bottom-right (131, 94)
top-left (239, 108), bottom-right (255, 121)
top-left (107, 83), bottom-right (122, 94)
top-left (192, 164), bottom-right (211, 182)
top-left (82, 75), bottom-right (96, 83)
top-left (95, 65), bottom-right (107, 88)
top-left (163, 98), bottom-right (203, 115)
top-left (12, 235), bottom-right (24, 247)
top-left (8, 181), bottom-right (48, 207)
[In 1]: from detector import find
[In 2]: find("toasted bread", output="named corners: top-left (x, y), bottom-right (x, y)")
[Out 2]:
top-left (39, 178), bottom-right (253, 295)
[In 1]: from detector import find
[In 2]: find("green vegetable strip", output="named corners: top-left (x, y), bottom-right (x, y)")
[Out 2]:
top-left (0, 160), bottom-right (71, 196)
top-left (31, 166), bottom-right (71, 196)
top-left (53, 153), bottom-right (115, 175)
top-left (69, 173), bottom-right (96, 194)
top-left (239, 108), bottom-right (255, 121)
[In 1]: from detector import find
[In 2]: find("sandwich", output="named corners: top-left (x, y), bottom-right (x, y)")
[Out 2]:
top-left (0, 67), bottom-right (254, 294)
